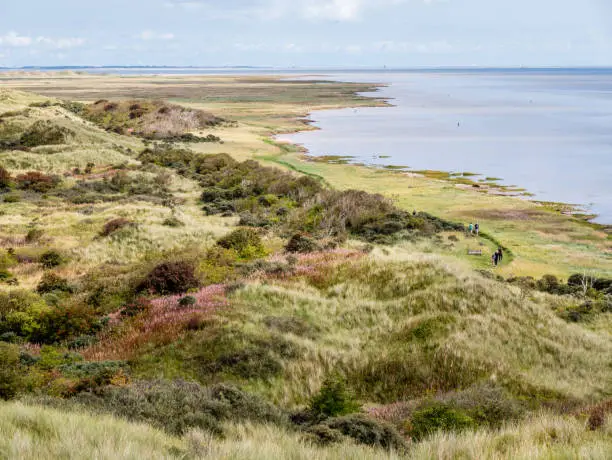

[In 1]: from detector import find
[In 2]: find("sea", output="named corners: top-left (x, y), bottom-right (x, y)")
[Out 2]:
top-left (17, 66), bottom-right (612, 223)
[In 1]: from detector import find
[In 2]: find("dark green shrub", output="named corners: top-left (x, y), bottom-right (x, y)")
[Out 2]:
top-left (320, 415), bottom-right (408, 451)
top-left (40, 250), bottom-right (63, 269)
top-left (285, 233), bottom-right (319, 253)
top-left (408, 403), bottom-right (476, 440)
top-left (36, 272), bottom-right (72, 294)
top-left (138, 261), bottom-right (199, 295)
top-left (310, 376), bottom-right (360, 418)
top-left (216, 228), bottom-right (266, 260)
top-left (178, 296), bottom-right (197, 308)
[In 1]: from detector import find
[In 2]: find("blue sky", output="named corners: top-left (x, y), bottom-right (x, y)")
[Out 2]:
top-left (0, 0), bottom-right (610, 67)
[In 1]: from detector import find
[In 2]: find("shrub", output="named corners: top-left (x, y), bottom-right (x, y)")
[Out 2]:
top-left (33, 303), bottom-right (100, 344)
top-left (15, 171), bottom-right (61, 193)
top-left (0, 343), bottom-right (23, 399)
top-left (49, 381), bottom-right (286, 436)
top-left (3, 194), bottom-right (20, 203)
top-left (408, 403), bottom-right (476, 440)
top-left (100, 218), bottom-right (133, 237)
top-left (0, 166), bottom-right (11, 189)
top-left (20, 121), bottom-right (73, 147)
top-left (178, 296), bottom-right (197, 308)
top-left (303, 424), bottom-right (347, 446)
top-left (25, 228), bottom-right (44, 243)
top-left (310, 376), bottom-right (360, 418)
top-left (320, 415), bottom-right (408, 451)
top-left (162, 216), bottom-right (184, 227)
top-left (216, 228), bottom-right (266, 260)
top-left (121, 297), bottom-right (152, 318)
top-left (36, 273), bottom-right (72, 294)
top-left (39, 250), bottom-right (63, 269)
top-left (138, 261), bottom-right (199, 295)
top-left (285, 233), bottom-right (319, 253)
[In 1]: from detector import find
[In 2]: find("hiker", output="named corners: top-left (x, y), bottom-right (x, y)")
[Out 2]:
top-left (413, 209), bottom-right (417, 216)
top-left (468, 223), bottom-right (474, 235)
top-left (497, 248), bottom-right (504, 263)
top-left (492, 251), bottom-right (499, 266)
top-left (475, 223), bottom-right (480, 236)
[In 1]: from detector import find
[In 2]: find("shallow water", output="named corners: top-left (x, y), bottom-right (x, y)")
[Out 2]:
top-left (281, 70), bottom-right (612, 224)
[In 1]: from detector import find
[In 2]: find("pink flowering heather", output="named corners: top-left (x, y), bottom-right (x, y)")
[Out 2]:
top-left (84, 284), bottom-right (228, 361)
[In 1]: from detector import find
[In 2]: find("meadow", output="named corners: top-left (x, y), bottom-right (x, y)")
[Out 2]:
top-left (0, 74), bottom-right (610, 458)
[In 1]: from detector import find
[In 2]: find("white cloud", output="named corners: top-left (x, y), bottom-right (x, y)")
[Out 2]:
top-left (164, 0), bottom-right (408, 22)
top-left (0, 32), bottom-right (33, 47)
top-left (138, 30), bottom-right (175, 40)
top-left (36, 37), bottom-right (86, 49)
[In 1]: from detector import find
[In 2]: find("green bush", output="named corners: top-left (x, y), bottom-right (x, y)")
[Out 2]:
top-left (3, 194), bottom-right (20, 203)
top-left (408, 402), bottom-right (476, 440)
top-left (19, 120), bottom-right (73, 147)
top-left (216, 228), bottom-right (266, 260)
top-left (39, 250), bottom-right (64, 269)
top-left (36, 273), bottom-right (72, 294)
top-left (162, 216), bottom-right (184, 227)
top-left (44, 381), bottom-right (286, 436)
top-left (310, 376), bottom-right (360, 418)
top-left (31, 303), bottom-right (101, 344)
top-left (320, 415), bottom-right (408, 451)
top-left (25, 228), bottom-right (44, 243)
top-left (178, 296), bottom-right (197, 308)
top-left (0, 343), bottom-right (23, 400)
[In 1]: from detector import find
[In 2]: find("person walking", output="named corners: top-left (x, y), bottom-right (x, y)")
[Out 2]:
top-left (475, 222), bottom-right (480, 236)
top-left (497, 248), bottom-right (503, 263)
top-left (468, 223), bottom-right (474, 235)
top-left (492, 251), bottom-right (499, 266)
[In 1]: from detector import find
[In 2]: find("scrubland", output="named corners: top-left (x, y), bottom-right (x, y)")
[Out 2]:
top-left (0, 77), bottom-right (610, 459)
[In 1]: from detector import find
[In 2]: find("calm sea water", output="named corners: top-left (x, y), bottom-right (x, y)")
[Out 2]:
top-left (281, 70), bottom-right (612, 224)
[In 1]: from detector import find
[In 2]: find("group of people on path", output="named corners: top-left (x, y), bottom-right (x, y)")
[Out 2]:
top-left (467, 221), bottom-right (504, 267)
top-left (492, 248), bottom-right (504, 266)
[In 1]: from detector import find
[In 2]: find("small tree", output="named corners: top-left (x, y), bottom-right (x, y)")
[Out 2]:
top-left (310, 376), bottom-right (360, 418)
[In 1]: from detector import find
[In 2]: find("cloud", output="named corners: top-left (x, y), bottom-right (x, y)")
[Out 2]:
top-left (0, 32), bottom-right (33, 47)
top-left (138, 30), bottom-right (175, 40)
top-left (36, 37), bottom-right (86, 49)
top-left (0, 32), bottom-right (85, 49)
top-left (164, 0), bottom-right (408, 21)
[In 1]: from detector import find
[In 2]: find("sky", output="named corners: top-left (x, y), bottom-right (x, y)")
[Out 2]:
top-left (0, 0), bottom-right (611, 67)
